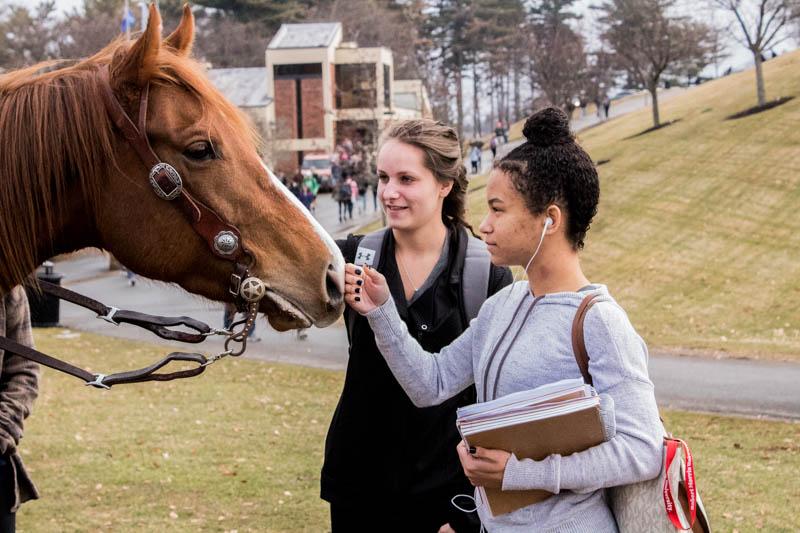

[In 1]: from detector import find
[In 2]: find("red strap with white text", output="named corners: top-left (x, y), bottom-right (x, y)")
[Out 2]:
top-left (663, 438), bottom-right (697, 531)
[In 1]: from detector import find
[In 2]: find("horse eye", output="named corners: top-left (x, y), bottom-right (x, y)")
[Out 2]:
top-left (184, 141), bottom-right (217, 161)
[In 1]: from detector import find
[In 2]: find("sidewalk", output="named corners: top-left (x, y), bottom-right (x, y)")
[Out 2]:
top-left (46, 250), bottom-right (800, 421)
top-left (479, 87), bottom-right (689, 166)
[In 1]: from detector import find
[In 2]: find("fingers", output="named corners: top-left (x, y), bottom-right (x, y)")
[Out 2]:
top-left (344, 263), bottom-right (366, 301)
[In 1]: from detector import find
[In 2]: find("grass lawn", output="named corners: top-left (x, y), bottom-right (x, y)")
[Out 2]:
top-left (371, 51), bottom-right (800, 361)
top-left (16, 330), bottom-right (800, 532)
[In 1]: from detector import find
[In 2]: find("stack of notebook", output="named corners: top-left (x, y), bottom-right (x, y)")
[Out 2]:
top-left (457, 379), bottom-right (607, 517)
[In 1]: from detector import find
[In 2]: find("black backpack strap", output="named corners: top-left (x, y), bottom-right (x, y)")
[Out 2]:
top-left (353, 228), bottom-right (387, 268)
top-left (461, 229), bottom-right (492, 323)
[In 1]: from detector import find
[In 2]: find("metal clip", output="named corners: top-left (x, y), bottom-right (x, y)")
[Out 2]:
top-left (201, 350), bottom-right (232, 367)
top-left (202, 328), bottom-right (231, 337)
top-left (85, 374), bottom-right (110, 390)
top-left (97, 307), bottom-right (120, 325)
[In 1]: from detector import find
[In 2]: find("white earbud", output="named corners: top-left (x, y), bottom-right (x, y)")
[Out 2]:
top-left (545, 216), bottom-right (553, 227)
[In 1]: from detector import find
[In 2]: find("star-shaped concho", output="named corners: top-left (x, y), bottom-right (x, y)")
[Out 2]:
top-left (240, 277), bottom-right (266, 302)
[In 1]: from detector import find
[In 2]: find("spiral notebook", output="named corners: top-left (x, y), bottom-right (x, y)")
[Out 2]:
top-left (456, 379), bottom-right (606, 517)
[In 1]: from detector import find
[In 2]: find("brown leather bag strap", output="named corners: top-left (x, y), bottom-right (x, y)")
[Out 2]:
top-left (571, 293), bottom-right (603, 386)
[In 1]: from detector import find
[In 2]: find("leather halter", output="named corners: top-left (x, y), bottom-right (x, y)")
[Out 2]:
top-left (96, 65), bottom-right (252, 301)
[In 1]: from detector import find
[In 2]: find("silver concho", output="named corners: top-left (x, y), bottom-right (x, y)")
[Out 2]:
top-left (239, 277), bottom-right (267, 302)
top-left (149, 163), bottom-right (183, 201)
top-left (213, 231), bottom-right (239, 256)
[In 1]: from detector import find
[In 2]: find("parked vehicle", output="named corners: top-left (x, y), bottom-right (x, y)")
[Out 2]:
top-left (301, 154), bottom-right (334, 191)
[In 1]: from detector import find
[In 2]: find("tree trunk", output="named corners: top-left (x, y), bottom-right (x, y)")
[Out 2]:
top-left (489, 72), bottom-right (496, 131)
top-left (513, 61), bottom-right (521, 122)
top-left (472, 62), bottom-right (481, 136)
top-left (753, 50), bottom-right (766, 106)
top-left (455, 56), bottom-right (464, 140)
top-left (649, 82), bottom-right (660, 127)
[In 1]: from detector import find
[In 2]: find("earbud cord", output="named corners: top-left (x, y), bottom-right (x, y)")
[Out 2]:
top-left (503, 218), bottom-right (550, 307)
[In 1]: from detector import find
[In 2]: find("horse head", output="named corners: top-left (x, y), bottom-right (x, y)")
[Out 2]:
top-left (0, 5), bottom-right (345, 330)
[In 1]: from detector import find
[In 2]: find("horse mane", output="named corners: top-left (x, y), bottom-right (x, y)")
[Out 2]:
top-left (0, 37), bottom-right (258, 292)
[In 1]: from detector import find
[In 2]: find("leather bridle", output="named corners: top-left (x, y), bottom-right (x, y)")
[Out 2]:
top-left (0, 65), bottom-right (271, 389)
top-left (97, 65), bottom-right (256, 300)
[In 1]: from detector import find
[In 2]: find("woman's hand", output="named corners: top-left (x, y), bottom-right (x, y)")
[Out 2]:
top-left (456, 440), bottom-right (511, 489)
top-left (344, 263), bottom-right (390, 315)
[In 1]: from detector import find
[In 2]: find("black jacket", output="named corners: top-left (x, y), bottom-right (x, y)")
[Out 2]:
top-left (321, 225), bottom-right (512, 503)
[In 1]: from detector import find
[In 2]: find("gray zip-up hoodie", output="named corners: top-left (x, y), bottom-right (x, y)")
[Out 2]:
top-left (365, 282), bottom-right (663, 532)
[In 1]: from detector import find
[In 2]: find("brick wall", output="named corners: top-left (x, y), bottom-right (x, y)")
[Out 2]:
top-left (274, 79), bottom-right (297, 139)
top-left (300, 77), bottom-right (324, 139)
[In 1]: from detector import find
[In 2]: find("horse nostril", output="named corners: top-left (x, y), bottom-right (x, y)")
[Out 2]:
top-left (325, 263), bottom-right (344, 308)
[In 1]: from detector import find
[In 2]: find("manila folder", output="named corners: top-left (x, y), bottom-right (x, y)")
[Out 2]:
top-left (468, 404), bottom-right (605, 517)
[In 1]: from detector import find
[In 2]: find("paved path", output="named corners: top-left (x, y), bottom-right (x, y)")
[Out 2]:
top-left (50, 251), bottom-right (800, 422)
top-left (41, 91), bottom-right (800, 422)
top-left (473, 87), bottom-right (689, 171)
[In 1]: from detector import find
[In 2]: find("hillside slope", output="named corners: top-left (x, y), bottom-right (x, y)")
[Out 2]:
top-left (469, 51), bottom-right (800, 359)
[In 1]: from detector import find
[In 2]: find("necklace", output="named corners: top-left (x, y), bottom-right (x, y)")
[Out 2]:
top-left (396, 251), bottom-right (419, 293)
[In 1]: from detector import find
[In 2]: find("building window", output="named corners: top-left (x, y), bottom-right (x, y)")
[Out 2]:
top-left (335, 64), bottom-right (377, 109)
top-left (383, 64), bottom-right (391, 108)
top-left (274, 63), bottom-right (322, 79)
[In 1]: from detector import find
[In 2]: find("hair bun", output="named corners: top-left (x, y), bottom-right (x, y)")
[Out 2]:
top-left (522, 107), bottom-right (572, 147)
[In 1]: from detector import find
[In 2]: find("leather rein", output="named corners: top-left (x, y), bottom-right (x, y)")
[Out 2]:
top-left (0, 65), bottom-right (270, 389)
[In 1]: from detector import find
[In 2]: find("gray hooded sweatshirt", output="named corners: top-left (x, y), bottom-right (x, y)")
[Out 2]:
top-left (365, 282), bottom-right (663, 532)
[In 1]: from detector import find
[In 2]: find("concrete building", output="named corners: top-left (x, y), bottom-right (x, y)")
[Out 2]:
top-left (207, 67), bottom-right (271, 141)
top-left (264, 22), bottom-right (431, 174)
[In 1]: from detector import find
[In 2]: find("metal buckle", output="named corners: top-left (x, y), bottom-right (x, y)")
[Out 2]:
top-left (229, 273), bottom-right (243, 296)
top-left (149, 163), bottom-right (183, 201)
top-left (97, 307), bottom-right (120, 325)
top-left (85, 374), bottom-right (110, 390)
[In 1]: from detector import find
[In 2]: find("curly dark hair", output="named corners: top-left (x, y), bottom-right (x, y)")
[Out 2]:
top-left (381, 119), bottom-right (473, 234)
top-left (496, 107), bottom-right (599, 250)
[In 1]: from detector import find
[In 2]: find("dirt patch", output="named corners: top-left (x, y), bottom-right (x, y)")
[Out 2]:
top-left (725, 96), bottom-right (795, 120)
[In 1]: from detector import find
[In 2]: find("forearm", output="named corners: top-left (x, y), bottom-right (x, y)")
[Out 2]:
top-left (502, 379), bottom-right (662, 494)
top-left (365, 297), bottom-right (474, 407)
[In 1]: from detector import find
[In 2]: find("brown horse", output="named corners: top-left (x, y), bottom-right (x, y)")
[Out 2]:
top-left (0, 5), bottom-right (344, 331)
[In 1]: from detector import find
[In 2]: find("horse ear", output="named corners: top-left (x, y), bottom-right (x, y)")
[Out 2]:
top-left (164, 4), bottom-right (194, 56)
top-left (113, 3), bottom-right (162, 88)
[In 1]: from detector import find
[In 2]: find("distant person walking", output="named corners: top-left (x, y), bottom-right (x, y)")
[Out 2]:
top-left (469, 145), bottom-right (481, 174)
top-left (603, 97), bottom-right (611, 120)
top-left (355, 174), bottom-right (367, 215)
top-left (494, 120), bottom-right (508, 143)
top-left (303, 173), bottom-right (320, 214)
top-left (348, 175), bottom-right (359, 218)
top-left (490, 135), bottom-right (498, 159)
top-left (336, 171), bottom-right (354, 222)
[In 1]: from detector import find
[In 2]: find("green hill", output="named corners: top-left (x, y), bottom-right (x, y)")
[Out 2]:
top-left (468, 50), bottom-right (800, 360)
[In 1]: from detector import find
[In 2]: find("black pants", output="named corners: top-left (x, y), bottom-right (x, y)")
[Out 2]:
top-left (0, 456), bottom-right (15, 533)
top-left (330, 486), bottom-right (480, 533)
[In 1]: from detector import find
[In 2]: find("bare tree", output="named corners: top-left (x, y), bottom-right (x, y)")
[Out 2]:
top-left (527, 0), bottom-right (588, 118)
top-left (712, 0), bottom-right (799, 106)
top-left (0, 1), bottom-right (59, 69)
top-left (529, 22), bottom-right (588, 116)
top-left (600, 0), bottom-right (713, 128)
